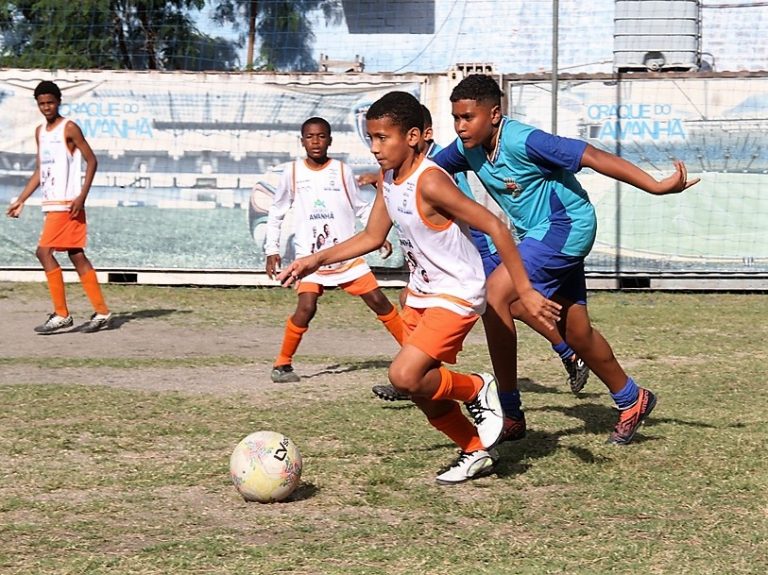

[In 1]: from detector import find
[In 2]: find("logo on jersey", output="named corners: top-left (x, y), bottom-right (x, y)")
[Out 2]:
top-left (504, 178), bottom-right (523, 198)
top-left (396, 185), bottom-right (414, 216)
top-left (309, 198), bottom-right (335, 221)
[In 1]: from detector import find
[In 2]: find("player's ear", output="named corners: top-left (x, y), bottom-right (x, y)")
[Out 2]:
top-left (406, 126), bottom-right (421, 147)
top-left (490, 104), bottom-right (502, 126)
top-left (328, 135), bottom-right (333, 147)
top-left (423, 126), bottom-right (433, 141)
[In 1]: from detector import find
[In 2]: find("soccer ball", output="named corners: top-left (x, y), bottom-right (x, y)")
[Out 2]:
top-left (229, 431), bottom-right (302, 503)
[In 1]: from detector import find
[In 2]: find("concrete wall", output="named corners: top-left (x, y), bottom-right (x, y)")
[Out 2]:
top-left (307, 0), bottom-right (768, 74)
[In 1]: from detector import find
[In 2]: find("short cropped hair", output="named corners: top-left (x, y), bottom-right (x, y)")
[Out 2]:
top-left (420, 104), bottom-right (433, 130)
top-left (34, 80), bottom-right (62, 101)
top-left (366, 91), bottom-right (424, 134)
top-left (301, 117), bottom-right (331, 136)
top-left (450, 74), bottom-right (503, 106)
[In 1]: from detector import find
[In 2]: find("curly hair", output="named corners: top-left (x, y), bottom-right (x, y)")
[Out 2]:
top-left (366, 91), bottom-right (424, 134)
top-left (449, 74), bottom-right (503, 106)
top-left (34, 81), bottom-right (62, 101)
top-left (301, 116), bottom-right (332, 137)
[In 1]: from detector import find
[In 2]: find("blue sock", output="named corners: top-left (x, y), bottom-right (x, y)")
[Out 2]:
top-left (552, 341), bottom-right (576, 361)
top-left (610, 377), bottom-right (639, 410)
top-left (500, 390), bottom-right (523, 419)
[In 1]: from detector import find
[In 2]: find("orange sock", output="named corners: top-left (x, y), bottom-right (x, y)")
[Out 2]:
top-left (430, 367), bottom-right (482, 403)
top-left (275, 317), bottom-right (308, 366)
top-left (79, 269), bottom-right (109, 315)
top-left (377, 306), bottom-right (405, 345)
top-left (428, 402), bottom-right (483, 452)
top-left (45, 268), bottom-right (68, 317)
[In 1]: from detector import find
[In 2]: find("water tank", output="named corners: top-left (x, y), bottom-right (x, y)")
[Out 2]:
top-left (614, 0), bottom-right (701, 72)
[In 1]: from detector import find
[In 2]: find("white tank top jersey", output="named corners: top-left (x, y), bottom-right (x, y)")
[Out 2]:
top-left (381, 157), bottom-right (486, 316)
top-left (38, 119), bottom-right (82, 213)
top-left (265, 158), bottom-right (373, 286)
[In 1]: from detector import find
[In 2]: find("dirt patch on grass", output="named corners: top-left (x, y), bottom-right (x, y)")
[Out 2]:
top-left (1, 292), bottom-right (403, 397)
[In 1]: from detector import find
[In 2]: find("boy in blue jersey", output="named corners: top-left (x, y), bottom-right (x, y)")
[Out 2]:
top-left (372, 105), bottom-right (589, 443)
top-left (433, 75), bottom-right (699, 445)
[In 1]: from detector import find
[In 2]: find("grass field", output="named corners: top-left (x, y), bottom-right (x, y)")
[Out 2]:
top-left (1, 283), bottom-right (767, 574)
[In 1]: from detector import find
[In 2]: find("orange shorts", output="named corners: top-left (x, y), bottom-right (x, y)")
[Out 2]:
top-left (400, 305), bottom-right (479, 364)
top-left (297, 271), bottom-right (379, 297)
top-left (38, 211), bottom-right (87, 251)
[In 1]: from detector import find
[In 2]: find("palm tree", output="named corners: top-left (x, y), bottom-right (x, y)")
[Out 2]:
top-left (211, 0), bottom-right (342, 71)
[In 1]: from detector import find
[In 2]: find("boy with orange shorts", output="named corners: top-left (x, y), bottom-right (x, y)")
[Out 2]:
top-left (265, 117), bottom-right (404, 383)
top-left (279, 93), bottom-right (560, 484)
top-left (6, 80), bottom-right (111, 334)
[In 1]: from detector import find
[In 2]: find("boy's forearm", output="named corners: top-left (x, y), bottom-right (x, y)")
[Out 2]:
top-left (496, 241), bottom-right (535, 295)
top-left (79, 161), bottom-right (98, 198)
top-left (314, 231), bottom-right (382, 267)
top-left (583, 146), bottom-right (659, 193)
top-left (16, 172), bottom-right (41, 203)
top-left (488, 222), bottom-right (536, 295)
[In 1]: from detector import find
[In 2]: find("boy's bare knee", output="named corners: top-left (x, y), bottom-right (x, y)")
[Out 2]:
top-left (362, 290), bottom-right (392, 315)
top-left (388, 364), bottom-right (417, 394)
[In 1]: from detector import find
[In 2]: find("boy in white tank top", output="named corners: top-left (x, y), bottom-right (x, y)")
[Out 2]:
top-left (6, 81), bottom-right (112, 334)
top-left (264, 117), bottom-right (405, 383)
top-left (279, 93), bottom-right (560, 485)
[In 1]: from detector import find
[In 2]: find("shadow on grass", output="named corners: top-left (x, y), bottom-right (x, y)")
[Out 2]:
top-left (289, 481), bottom-right (319, 502)
top-left (303, 359), bottom-right (392, 379)
top-left (518, 376), bottom-right (603, 399)
top-left (495, 394), bottom-right (718, 478)
top-left (57, 308), bottom-right (186, 334)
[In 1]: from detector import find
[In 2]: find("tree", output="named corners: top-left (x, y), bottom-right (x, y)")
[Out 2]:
top-left (0, 0), bottom-right (235, 70)
top-left (0, 1), bottom-right (117, 69)
top-left (211, 0), bottom-right (342, 72)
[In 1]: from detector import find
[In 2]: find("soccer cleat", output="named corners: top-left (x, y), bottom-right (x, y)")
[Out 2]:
top-left (500, 413), bottom-right (527, 443)
top-left (435, 449), bottom-right (499, 485)
top-left (371, 383), bottom-right (410, 402)
top-left (563, 356), bottom-right (590, 394)
top-left (82, 312), bottom-right (112, 333)
top-left (34, 313), bottom-right (74, 334)
top-left (608, 388), bottom-right (657, 445)
top-left (464, 373), bottom-right (505, 449)
top-left (271, 364), bottom-right (300, 383)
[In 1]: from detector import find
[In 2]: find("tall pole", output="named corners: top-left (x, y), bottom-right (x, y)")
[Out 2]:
top-left (246, 0), bottom-right (258, 70)
top-left (615, 77), bottom-right (622, 289)
top-left (551, 0), bottom-right (559, 133)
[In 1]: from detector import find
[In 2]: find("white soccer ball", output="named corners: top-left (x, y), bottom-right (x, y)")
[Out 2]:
top-left (229, 431), bottom-right (303, 503)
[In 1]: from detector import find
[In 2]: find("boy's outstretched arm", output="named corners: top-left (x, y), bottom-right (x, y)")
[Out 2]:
top-left (278, 187), bottom-right (393, 288)
top-left (420, 169), bottom-right (561, 328)
top-left (581, 144), bottom-right (700, 195)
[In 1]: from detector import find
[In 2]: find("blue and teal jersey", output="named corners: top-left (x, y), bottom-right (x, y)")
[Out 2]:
top-left (433, 117), bottom-right (597, 257)
top-left (426, 140), bottom-right (497, 257)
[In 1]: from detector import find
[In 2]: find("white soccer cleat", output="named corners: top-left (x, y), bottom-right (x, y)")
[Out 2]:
top-left (464, 372), bottom-right (504, 449)
top-left (435, 449), bottom-right (499, 485)
top-left (83, 312), bottom-right (112, 333)
top-left (34, 313), bottom-right (74, 334)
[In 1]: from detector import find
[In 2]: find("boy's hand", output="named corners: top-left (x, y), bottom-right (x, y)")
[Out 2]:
top-left (265, 254), bottom-right (282, 280)
top-left (379, 240), bottom-right (393, 259)
top-left (518, 289), bottom-right (561, 331)
top-left (6, 201), bottom-right (23, 218)
top-left (655, 160), bottom-right (700, 195)
top-left (277, 255), bottom-right (321, 288)
top-left (70, 195), bottom-right (86, 218)
top-left (355, 172), bottom-right (378, 188)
